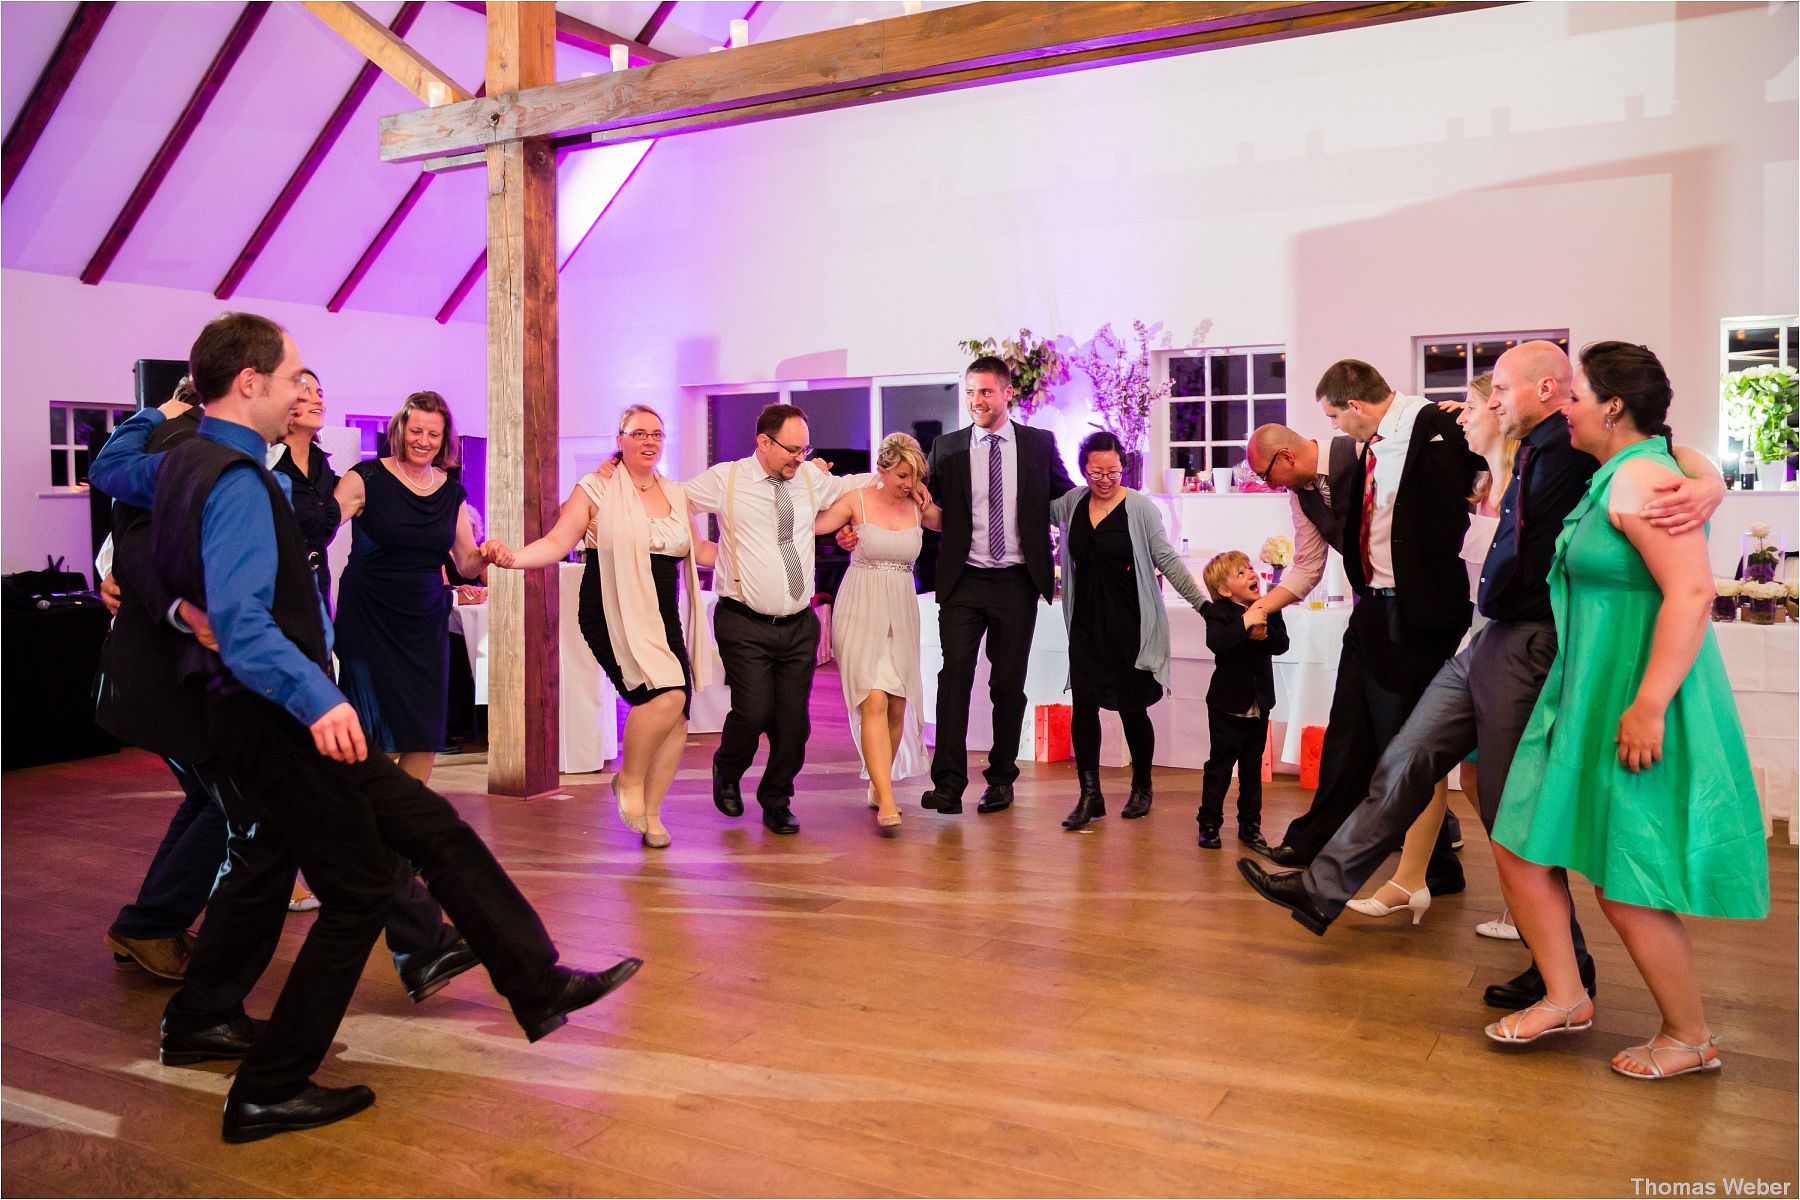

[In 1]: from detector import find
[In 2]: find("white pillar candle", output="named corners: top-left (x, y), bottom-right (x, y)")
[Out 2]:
top-left (729, 18), bottom-right (750, 46)
top-left (424, 80), bottom-right (449, 106)
top-left (609, 44), bottom-right (630, 71)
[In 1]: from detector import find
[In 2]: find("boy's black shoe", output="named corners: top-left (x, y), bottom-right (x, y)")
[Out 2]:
top-left (1197, 824), bottom-right (1222, 849)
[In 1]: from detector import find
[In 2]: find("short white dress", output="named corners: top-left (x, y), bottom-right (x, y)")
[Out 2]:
top-left (831, 490), bottom-right (926, 782)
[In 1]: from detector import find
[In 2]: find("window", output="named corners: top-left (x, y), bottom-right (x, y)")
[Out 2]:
top-left (1164, 345), bottom-right (1287, 473)
top-left (343, 414), bottom-right (389, 461)
top-left (48, 403), bottom-right (129, 488)
top-left (1719, 316), bottom-right (1800, 465)
top-left (1414, 330), bottom-right (1569, 404)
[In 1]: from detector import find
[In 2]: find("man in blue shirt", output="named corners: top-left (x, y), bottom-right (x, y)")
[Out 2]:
top-left (93, 312), bottom-right (642, 1143)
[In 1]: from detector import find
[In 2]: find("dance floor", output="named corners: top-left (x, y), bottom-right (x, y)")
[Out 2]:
top-left (3, 669), bottom-right (1795, 1197)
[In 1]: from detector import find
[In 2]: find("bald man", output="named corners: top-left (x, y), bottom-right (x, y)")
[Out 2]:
top-left (1240, 341), bottom-right (1725, 1012)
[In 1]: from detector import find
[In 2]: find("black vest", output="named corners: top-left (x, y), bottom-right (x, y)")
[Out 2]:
top-left (150, 437), bottom-right (331, 694)
top-left (1293, 436), bottom-right (1358, 560)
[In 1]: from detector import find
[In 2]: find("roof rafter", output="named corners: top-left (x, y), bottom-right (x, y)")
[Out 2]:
top-left (301, 0), bottom-right (472, 104)
top-left (634, 1), bottom-right (679, 47)
top-left (81, 1), bottom-right (269, 286)
top-left (2, 2), bottom-right (115, 200)
top-left (216, 0), bottom-right (426, 300)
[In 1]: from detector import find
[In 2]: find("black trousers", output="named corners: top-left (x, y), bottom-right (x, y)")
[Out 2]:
top-left (1280, 593), bottom-right (1461, 882)
top-left (930, 565), bottom-right (1040, 797)
top-left (1070, 701), bottom-right (1154, 787)
top-left (108, 757), bottom-right (228, 940)
top-left (712, 601), bottom-right (820, 810)
top-left (1199, 711), bottom-right (1267, 831)
top-left (170, 689), bottom-right (559, 1103)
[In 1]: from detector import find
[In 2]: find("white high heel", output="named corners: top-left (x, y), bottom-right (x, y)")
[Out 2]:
top-left (1476, 909), bottom-right (1521, 940)
top-left (1346, 880), bottom-right (1432, 925)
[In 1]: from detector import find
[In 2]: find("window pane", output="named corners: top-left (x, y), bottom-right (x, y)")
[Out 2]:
top-left (707, 392), bottom-right (779, 463)
top-left (72, 408), bottom-right (111, 450)
top-left (1471, 342), bottom-right (1506, 374)
top-left (1251, 353), bottom-right (1286, 395)
top-left (881, 383), bottom-right (959, 458)
top-left (1210, 399), bottom-right (1247, 442)
top-left (1209, 354), bottom-right (1248, 397)
top-left (1787, 327), bottom-right (1799, 368)
top-left (49, 406), bottom-right (67, 444)
top-left (1729, 326), bottom-right (1781, 360)
top-left (1215, 444), bottom-right (1246, 468)
top-left (51, 452), bottom-right (68, 487)
top-left (1168, 400), bottom-right (1205, 443)
top-left (1252, 398), bottom-right (1284, 428)
top-left (795, 386), bottom-right (871, 473)
top-left (1169, 446), bottom-right (1205, 473)
top-left (1422, 345), bottom-right (1466, 390)
top-left (73, 448), bottom-right (90, 485)
top-left (1169, 357), bottom-right (1207, 398)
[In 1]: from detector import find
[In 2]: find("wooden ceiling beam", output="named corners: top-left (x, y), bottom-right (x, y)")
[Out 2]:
top-left (216, 0), bottom-right (426, 299)
top-left (80, 2), bottom-right (269, 286)
top-left (380, 1), bottom-right (1479, 164)
top-left (634, 1), bottom-right (679, 47)
top-left (301, 0), bottom-right (472, 105)
top-left (448, 0), bottom-right (673, 65)
top-left (2, 2), bottom-right (115, 200)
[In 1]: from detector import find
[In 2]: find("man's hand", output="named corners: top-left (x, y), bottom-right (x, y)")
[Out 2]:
top-left (454, 584), bottom-right (487, 605)
top-left (593, 457), bottom-right (618, 481)
top-left (1242, 606), bottom-right (1268, 630)
top-left (1640, 473), bottom-right (1725, 536)
top-left (157, 396), bottom-right (194, 420)
top-left (835, 525), bottom-right (860, 552)
top-left (913, 482), bottom-right (935, 511)
top-left (1249, 624), bottom-right (1269, 641)
top-left (99, 572), bottom-right (122, 616)
top-left (1435, 400), bottom-right (1466, 414)
top-left (177, 599), bottom-right (218, 650)
top-left (311, 702), bottom-right (368, 763)
top-left (480, 540), bottom-right (515, 568)
top-left (807, 458), bottom-right (834, 474)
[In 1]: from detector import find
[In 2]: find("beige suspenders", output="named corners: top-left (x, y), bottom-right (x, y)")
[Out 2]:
top-left (721, 459), bottom-right (816, 603)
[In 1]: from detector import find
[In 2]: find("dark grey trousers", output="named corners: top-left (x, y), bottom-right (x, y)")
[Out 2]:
top-left (1301, 619), bottom-right (1590, 960)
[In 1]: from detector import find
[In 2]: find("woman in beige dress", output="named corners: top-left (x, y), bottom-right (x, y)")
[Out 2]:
top-left (483, 405), bottom-right (716, 849)
top-left (813, 434), bottom-right (937, 831)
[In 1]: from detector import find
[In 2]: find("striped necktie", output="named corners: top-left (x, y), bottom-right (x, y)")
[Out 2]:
top-left (985, 432), bottom-right (1006, 561)
top-left (769, 476), bottom-right (805, 601)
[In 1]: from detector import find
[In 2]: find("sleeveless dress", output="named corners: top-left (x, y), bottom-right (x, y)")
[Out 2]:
top-left (334, 460), bottom-right (464, 753)
top-left (832, 490), bottom-right (926, 782)
top-left (577, 497), bottom-right (694, 717)
top-left (1068, 500), bottom-right (1163, 711)
top-left (1494, 439), bottom-right (1769, 919)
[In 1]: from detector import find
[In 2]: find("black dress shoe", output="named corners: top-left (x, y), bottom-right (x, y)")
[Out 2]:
top-left (1236, 858), bottom-right (1330, 937)
top-left (222, 1083), bottom-right (375, 1143)
top-left (975, 785), bottom-right (1013, 814)
top-left (1258, 841), bottom-right (1310, 867)
top-left (1425, 873), bottom-right (1467, 898)
top-left (1444, 809), bottom-right (1464, 851)
top-left (1120, 785), bottom-right (1153, 820)
top-left (1062, 770), bottom-right (1105, 830)
top-left (711, 764), bottom-right (744, 817)
top-left (1196, 824), bottom-right (1221, 850)
top-left (761, 807), bottom-right (800, 835)
top-left (1238, 828), bottom-right (1272, 857)
top-left (396, 938), bottom-right (479, 1004)
top-left (160, 1011), bottom-right (266, 1066)
top-left (513, 958), bottom-right (644, 1043)
top-left (921, 789), bottom-right (962, 814)
top-left (1483, 956), bottom-right (1597, 1009)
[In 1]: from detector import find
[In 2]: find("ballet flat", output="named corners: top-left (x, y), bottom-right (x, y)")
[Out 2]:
top-left (612, 776), bottom-right (647, 834)
top-left (642, 829), bottom-right (671, 849)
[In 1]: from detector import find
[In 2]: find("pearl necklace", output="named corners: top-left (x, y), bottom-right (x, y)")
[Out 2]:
top-left (396, 460), bottom-right (436, 491)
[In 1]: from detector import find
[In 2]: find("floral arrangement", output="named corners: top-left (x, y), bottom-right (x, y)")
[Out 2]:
top-left (1722, 365), bottom-right (1798, 464)
top-left (1260, 535), bottom-right (1294, 568)
top-left (1714, 577), bottom-right (1743, 597)
top-left (1746, 523), bottom-right (1781, 570)
top-left (1743, 579), bottom-right (1787, 623)
top-left (1070, 320), bottom-right (1170, 454)
top-left (956, 329), bottom-right (1068, 419)
top-left (1712, 577), bottom-right (1741, 621)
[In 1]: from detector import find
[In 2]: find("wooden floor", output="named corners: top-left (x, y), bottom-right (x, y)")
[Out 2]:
top-left (3, 670), bottom-right (1796, 1198)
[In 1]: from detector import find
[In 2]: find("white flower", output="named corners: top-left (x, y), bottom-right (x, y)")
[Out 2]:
top-left (1259, 534), bottom-right (1294, 566)
top-left (1715, 578), bottom-right (1742, 597)
top-left (1744, 581), bottom-right (1786, 600)
top-left (1749, 522), bottom-right (1772, 539)
top-left (1787, 579), bottom-right (1799, 599)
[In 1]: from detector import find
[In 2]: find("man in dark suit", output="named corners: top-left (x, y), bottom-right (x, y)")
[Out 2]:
top-left (921, 356), bottom-right (1077, 814)
top-left (1237, 361), bottom-right (1482, 883)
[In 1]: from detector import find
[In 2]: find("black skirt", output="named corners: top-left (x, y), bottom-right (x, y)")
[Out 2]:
top-left (578, 548), bottom-right (692, 718)
top-left (1067, 501), bottom-right (1163, 712)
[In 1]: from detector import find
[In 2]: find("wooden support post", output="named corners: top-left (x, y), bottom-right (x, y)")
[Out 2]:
top-left (483, 1), bottom-right (560, 797)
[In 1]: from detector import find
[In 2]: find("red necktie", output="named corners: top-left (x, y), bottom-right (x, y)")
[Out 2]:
top-left (1360, 434), bottom-right (1382, 574)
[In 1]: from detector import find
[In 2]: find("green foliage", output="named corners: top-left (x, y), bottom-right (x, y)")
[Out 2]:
top-left (957, 329), bottom-right (1069, 418)
top-left (1722, 364), bottom-right (1799, 463)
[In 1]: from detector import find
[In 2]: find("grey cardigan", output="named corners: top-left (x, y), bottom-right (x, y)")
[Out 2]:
top-left (1050, 487), bottom-right (1209, 690)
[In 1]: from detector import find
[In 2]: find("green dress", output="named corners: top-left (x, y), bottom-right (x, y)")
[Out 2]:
top-left (1494, 439), bottom-right (1769, 919)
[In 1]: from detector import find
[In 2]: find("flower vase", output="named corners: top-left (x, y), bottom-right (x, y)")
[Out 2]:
top-left (1746, 597), bottom-right (1780, 625)
top-left (1712, 595), bottom-right (1739, 622)
top-left (1270, 565), bottom-right (1285, 589)
top-left (1121, 450), bottom-right (1144, 490)
top-left (1741, 531), bottom-right (1786, 582)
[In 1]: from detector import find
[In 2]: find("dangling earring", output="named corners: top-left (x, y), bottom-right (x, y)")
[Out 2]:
top-left (1604, 410), bottom-right (1617, 430)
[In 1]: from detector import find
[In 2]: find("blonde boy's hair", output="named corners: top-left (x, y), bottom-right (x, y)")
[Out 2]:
top-left (1203, 550), bottom-right (1251, 599)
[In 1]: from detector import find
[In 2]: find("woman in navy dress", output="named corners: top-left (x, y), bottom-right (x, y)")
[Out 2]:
top-left (333, 391), bottom-right (486, 783)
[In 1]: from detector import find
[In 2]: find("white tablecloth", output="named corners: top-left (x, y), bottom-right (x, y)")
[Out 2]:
top-left (1712, 620), bottom-right (1798, 840)
top-left (447, 561), bottom-right (618, 773)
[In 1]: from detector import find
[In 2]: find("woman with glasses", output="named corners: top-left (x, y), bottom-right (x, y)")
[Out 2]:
top-left (482, 405), bottom-right (717, 850)
top-left (333, 390), bottom-right (486, 785)
top-left (272, 369), bottom-right (341, 612)
top-left (1050, 431), bottom-right (1209, 830)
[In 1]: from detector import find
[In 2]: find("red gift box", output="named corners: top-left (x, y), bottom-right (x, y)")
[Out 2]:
top-left (1262, 723), bottom-right (1274, 782)
top-left (1299, 725), bottom-right (1326, 790)
top-left (1034, 704), bottom-right (1072, 762)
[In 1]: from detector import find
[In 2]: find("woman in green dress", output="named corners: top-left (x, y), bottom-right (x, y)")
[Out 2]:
top-left (1485, 342), bottom-right (1768, 1079)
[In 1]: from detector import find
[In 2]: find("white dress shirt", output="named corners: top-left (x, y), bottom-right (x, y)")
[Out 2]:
top-left (683, 458), bottom-right (871, 616)
top-left (1365, 393), bottom-right (1429, 590)
top-left (967, 417), bottom-right (1023, 568)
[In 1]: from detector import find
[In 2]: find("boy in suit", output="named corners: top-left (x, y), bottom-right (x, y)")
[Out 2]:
top-left (1197, 551), bottom-right (1289, 851)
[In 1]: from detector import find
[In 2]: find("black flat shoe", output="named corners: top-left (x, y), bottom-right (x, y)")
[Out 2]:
top-left (921, 789), bottom-right (962, 814)
top-left (711, 763), bottom-right (745, 817)
top-left (976, 785), bottom-right (1013, 814)
top-left (160, 1011), bottom-right (266, 1066)
top-left (761, 807), bottom-right (800, 835)
top-left (222, 1083), bottom-right (374, 1143)
top-left (1062, 770), bottom-right (1105, 831)
top-left (514, 959), bottom-right (644, 1043)
top-left (1120, 785), bottom-right (1152, 820)
top-left (1483, 957), bottom-right (1596, 1009)
top-left (1236, 858), bottom-right (1330, 936)
top-left (396, 938), bottom-right (479, 1004)
top-left (1196, 825), bottom-right (1221, 850)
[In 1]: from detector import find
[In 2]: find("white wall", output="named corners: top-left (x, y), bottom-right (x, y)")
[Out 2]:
top-left (548, 1), bottom-right (1796, 479)
top-left (0, 268), bottom-right (485, 579)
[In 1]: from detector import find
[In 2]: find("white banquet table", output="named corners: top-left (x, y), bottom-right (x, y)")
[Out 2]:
top-left (447, 561), bottom-right (618, 774)
top-left (1712, 620), bottom-right (1798, 841)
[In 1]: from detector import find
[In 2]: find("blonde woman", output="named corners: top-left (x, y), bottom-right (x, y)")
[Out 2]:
top-left (483, 405), bottom-right (716, 849)
top-left (333, 391), bottom-right (486, 784)
top-left (813, 434), bottom-right (936, 831)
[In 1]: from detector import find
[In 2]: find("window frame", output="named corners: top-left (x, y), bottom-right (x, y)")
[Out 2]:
top-left (47, 401), bottom-right (132, 490)
top-left (1412, 329), bottom-right (1570, 405)
top-left (1158, 343), bottom-right (1289, 477)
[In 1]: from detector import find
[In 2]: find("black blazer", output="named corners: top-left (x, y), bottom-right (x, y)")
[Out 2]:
top-left (1202, 601), bottom-right (1289, 714)
top-left (1340, 402), bottom-right (1483, 632)
top-left (927, 421), bottom-right (1077, 602)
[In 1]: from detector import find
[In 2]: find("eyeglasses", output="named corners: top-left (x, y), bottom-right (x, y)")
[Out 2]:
top-left (1242, 448), bottom-right (1287, 484)
top-left (258, 370), bottom-right (311, 390)
top-left (763, 433), bottom-right (811, 457)
top-left (621, 430), bottom-right (665, 443)
top-left (1084, 469), bottom-right (1123, 482)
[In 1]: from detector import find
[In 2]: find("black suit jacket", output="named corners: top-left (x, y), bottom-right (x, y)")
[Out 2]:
top-left (927, 421), bottom-right (1077, 602)
top-left (1340, 401), bottom-right (1483, 631)
top-left (1202, 601), bottom-right (1290, 714)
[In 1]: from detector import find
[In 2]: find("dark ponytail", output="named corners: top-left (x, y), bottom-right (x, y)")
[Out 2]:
top-left (1579, 341), bottom-right (1674, 453)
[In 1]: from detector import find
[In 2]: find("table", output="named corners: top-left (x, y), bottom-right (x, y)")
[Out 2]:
top-left (448, 562), bottom-right (618, 773)
top-left (1713, 620), bottom-right (1798, 841)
